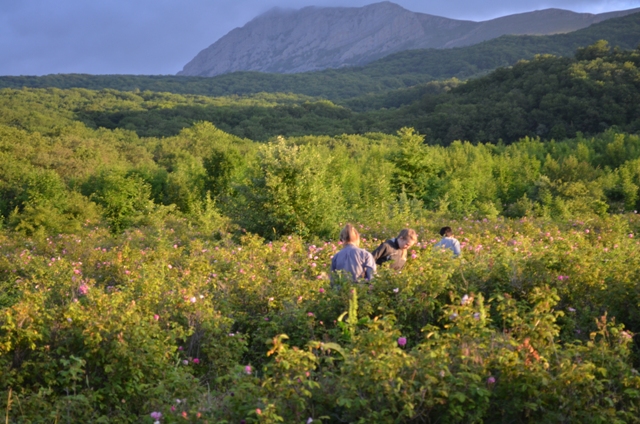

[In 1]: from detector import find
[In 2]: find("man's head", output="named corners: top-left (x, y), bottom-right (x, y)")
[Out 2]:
top-left (439, 226), bottom-right (453, 237)
top-left (340, 224), bottom-right (360, 246)
top-left (397, 228), bottom-right (418, 249)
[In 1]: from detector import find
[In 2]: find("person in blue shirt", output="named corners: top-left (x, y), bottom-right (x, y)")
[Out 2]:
top-left (434, 226), bottom-right (461, 257)
top-left (331, 224), bottom-right (376, 282)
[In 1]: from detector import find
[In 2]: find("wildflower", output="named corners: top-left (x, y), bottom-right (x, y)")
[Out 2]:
top-left (190, 297), bottom-right (196, 303)
top-left (319, 287), bottom-right (325, 294)
top-left (67, 318), bottom-right (72, 323)
top-left (154, 314), bottom-right (160, 321)
top-left (411, 251), bottom-right (417, 259)
top-left (193, 358), bottom-right (200, 364)
top-left (307, 418), bottom-right (314, 424)
top-left (450, 313), bottom-right (458, 320)
top-left (307, 312), bottom-right (314, 317)
top-left (393, 288), bottom-right (399, 293)
top-left (150, 412), bottom-right (162, 420)
top-left (473, 312), bottom-right (481, 320)
top-left (439, 370), bottom-right (446, 377)
top-left (168, 264), bottom-right (173, 269)
top-left (78, 283), bottom-right (89, 296)
top-left (182, 360), bottom-right (189, 365)
top-left (182, 411), bottom-right (188, 418)
top-left (630, 234), bottom-right (634, 238)
top-left (585, 229), bottom-right (590, 234)
top-left (245, 365), bottom-right (252, 375)
top-left (487, 376), bottom-right (496, 384)
top-left (621, 331), bottom-right (633, 340)
top-left (461, 294), bottom-right (469, 305)
top-left (171, 405), bottom-right (176, 412)
top-left (256, 408), bottom-right (262, 415)
top-left (397, 337), bottom-right (407, 347)
top-left (568, 307), bottom-right (576, 312)
top-left (311, 262), bottom-right (317, 267)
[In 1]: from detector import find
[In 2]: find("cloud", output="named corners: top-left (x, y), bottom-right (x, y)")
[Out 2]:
top-left (1, 0), bottom-right (639, 76)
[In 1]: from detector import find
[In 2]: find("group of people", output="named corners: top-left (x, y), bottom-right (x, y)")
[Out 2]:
top-left (330, 224), bottom-right (461, 282)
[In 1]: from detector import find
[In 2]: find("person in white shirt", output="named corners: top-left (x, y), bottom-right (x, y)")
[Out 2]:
top-left (434, 226), bottom-right (461, 257)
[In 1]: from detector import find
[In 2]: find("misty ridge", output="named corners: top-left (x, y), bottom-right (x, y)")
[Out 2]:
top-left (178, 0), bottom-right (640, 76)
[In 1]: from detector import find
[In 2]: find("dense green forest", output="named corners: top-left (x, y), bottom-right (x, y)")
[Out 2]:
top-left (2, 35), bottom-right (640, 422)
top-left (1, 12), bottom-right (639, 101)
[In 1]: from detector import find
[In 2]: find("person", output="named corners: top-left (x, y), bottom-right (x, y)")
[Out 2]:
top-left (371, 228), bottom-right (418, 271)
top-left (331, 224), bottom-right (377, 282)
top-left (434, 226), bottom-right (461, 257)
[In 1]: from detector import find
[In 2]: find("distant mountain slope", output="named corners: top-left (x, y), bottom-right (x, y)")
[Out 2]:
top-left (3, 12), bottom-right (640, 102)
top-left (178, 1), bottom-right (640, 76)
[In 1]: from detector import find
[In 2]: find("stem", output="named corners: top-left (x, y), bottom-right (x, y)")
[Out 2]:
top-left (5, 387), bottom-right (12, 424)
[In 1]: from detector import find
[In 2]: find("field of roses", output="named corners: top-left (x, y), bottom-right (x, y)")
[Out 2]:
top-left (2, 212), bottom-right (640, 423)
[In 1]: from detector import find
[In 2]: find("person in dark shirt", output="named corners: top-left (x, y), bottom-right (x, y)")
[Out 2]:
top-left (331, 224), bottom-right (376, 282)
top-left (371, 228), bottom-right (418, 271)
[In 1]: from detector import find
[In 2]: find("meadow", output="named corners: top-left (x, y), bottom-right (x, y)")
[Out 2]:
top-left (2, 212), bottom-right (640, 423)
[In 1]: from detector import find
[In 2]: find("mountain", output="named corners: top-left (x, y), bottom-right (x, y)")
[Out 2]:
top-left (178, 1), bottom-right (640, 76)
top-left (3, 12), bottom-right (640, 102)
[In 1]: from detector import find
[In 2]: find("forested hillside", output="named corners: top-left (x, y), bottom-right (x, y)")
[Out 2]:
top-left (4, 43), bottom-right (636, 144)
top-left (1, 11), bottom-right (639, 100)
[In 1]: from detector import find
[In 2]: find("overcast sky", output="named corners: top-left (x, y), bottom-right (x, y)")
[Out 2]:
top-left (1, 0), bottom-right (639, 76)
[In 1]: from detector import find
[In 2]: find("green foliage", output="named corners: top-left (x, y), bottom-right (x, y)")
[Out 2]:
top-left (84, 172), bottom-right (155, 232)
top-left (238, 139), bottom-right (343, 239)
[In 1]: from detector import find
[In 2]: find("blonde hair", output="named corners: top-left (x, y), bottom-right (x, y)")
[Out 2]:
top-left (398, 228), bottom-right (418, 243)
top-left (340, 224), bottom-right (360, 245)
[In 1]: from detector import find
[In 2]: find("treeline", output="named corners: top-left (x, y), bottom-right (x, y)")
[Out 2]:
top-left (2, 116), bottom-right (640, 240)
top-left (1, 12), bottom-right (639, 101)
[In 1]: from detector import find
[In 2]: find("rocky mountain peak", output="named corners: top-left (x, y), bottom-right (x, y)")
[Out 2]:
top-left (177, 2), bottom-right (640, 77)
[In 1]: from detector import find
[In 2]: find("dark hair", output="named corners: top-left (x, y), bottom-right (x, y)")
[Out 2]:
top-left (439, 226), bottom-right (453, 237)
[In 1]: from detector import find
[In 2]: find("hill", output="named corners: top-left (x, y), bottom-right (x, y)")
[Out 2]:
top-left (2, 42), bottom-right (638, 144)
